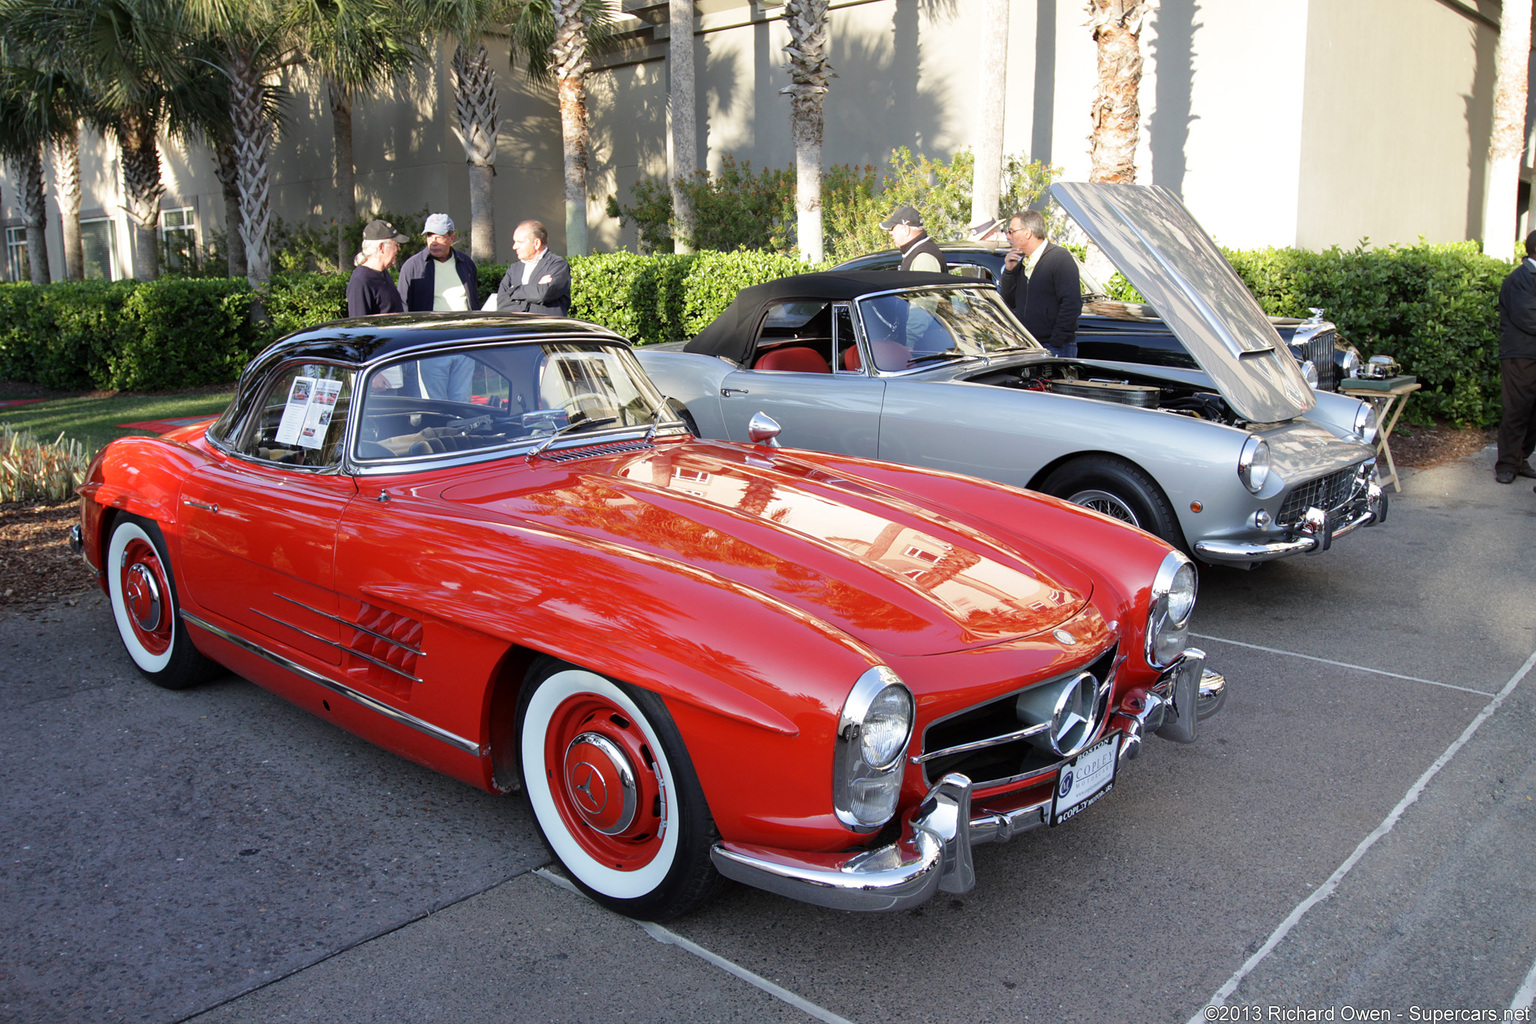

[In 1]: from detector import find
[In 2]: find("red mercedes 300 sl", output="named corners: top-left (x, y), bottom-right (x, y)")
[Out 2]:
top-left (72, 313), bottom-right (1225, 920)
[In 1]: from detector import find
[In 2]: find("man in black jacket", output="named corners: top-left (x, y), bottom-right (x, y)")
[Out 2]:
top-left (496, 220), bottom-right (572, 316)
top-left (397, 213), bottom-right (480, 401)
top-left (999, 211), bottom-right (1081, 357)
top-left (1495, 230), bottom-right (1536, 485)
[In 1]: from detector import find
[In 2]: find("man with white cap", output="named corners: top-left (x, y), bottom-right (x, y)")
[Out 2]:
top-left (397, 213), bottom-right (480, 401)
top-left (967, 216), bottom-right (1006, 244)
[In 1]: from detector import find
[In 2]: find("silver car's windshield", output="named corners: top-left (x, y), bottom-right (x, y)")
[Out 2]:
top-left (855, 287), bottom-right (1041, 370)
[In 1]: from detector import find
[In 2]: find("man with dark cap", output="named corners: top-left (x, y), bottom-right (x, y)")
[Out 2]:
top-left (1495, 230), bottom-right (1536, 485)
top-left (347, 219), bottom-right (408, 318)
top-left (880, 206), bottom-right (947, 273)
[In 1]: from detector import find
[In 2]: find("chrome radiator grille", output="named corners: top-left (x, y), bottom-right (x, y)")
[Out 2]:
top-left (1291, 327), bottom-right (1337, 391)
top-left (916, 646), bottom-right (1117, 789)
top-left (1277, 465), bottom-right (1362, 527)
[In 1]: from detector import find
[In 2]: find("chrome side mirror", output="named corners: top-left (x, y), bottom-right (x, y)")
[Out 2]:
top-left (747, 412), bottom-right (782, 447)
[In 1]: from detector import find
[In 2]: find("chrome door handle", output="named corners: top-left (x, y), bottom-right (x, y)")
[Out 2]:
top-left (721, 387), bottom-right (749, 397)
top-left (182, 499), bottom-right (219, 512)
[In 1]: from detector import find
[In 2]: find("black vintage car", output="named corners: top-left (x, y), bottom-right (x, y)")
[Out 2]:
top-left (833, 243), bottom-right (1361, 392)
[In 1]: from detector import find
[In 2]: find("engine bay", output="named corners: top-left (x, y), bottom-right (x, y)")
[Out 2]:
top-left (968, 361), bottom-right (1240, 426)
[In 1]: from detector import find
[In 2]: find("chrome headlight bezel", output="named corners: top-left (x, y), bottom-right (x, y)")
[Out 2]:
top-left (1238, 435), bottom-right (1270, 494)
top-left (1146, 551), bottom-right (1197, 669)
top-left (1353, 401), bottom-right (1378, 444)
top-left (833, 667), bottom-right (914, 832)
top-left (1297, 359), bottom-right (1320, 390)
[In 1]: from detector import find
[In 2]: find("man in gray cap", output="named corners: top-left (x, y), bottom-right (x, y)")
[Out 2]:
top-left (396, 213), bottom-right (480, 401)
top-left (880, 205), bottom-right (947, 273)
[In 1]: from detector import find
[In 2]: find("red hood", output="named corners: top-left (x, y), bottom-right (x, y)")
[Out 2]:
top-left (439, 441), bottom-right (1094, 658)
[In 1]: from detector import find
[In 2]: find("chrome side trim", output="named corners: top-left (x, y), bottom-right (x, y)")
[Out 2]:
top-left (182, 612), bottom-right (481, 756)
top-left (276, 593), bottom-right (425, 657)
top-left (252, 607), bottom-right (423, 682)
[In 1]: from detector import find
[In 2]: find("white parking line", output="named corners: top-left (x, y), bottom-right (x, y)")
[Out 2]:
top-left (1513, 955), bottom-right (1536, 1011)
top-left (533, 867), bottom-right (857, 1024)
top-left (1186, 646), bottom-right (1536, 1024)
top-left (1193, 633), bottom-right (1497, 695)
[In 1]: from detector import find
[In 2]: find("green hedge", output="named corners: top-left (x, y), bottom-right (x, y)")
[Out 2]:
top-left (0, 244), bottom-right (1511, 426)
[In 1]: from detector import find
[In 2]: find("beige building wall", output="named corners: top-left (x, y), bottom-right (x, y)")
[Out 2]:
top-left (0, 0), bottom-right (1523, 280)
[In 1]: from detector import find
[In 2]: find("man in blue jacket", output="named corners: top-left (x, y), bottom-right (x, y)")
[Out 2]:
top-left (1495, 230), bottom-right (1536, 486)
top-left (397, 213), bottom-right (479, 401)
top-left (495, 221), bottom-right (571, 316)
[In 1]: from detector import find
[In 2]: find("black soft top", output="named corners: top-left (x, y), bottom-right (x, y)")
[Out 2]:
top-left (685, 270), bottom-right (973, 363)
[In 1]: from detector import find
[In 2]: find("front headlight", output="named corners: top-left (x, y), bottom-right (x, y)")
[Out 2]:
top-left (833, 667), bottom-right (914, 831)
top-left (1146, 551), bottom-right (1197, 669)
top-left (1238, 436), bottom-right (1270, 494)
top-left (1298, 360), bottom-right (1320, 389)
top-left (1339, 345), bottom-right (1362, 379)
top-left (1353, 401), bottom-right (1378, 444)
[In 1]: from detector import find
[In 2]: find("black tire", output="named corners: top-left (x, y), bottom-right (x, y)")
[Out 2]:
top-left (516, 658), bottom-right (723, 920)
top-left (105, 515), bottom-right (219, 689)
top-left (1041, 455), bottom-right (1186, 550)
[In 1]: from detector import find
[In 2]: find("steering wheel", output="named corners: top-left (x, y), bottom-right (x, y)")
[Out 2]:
top-left (440, 414), bottom-right (493, 436)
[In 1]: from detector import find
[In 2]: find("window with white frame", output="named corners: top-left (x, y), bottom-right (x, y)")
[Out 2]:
top-left (160, 207), bottom-right (197, 270)
top-left (5, 227), bottom-right (27, 282)
top-left (80, 218), bottom-right (117, 280)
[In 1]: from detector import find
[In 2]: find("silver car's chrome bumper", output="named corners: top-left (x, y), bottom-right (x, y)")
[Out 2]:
top-left (1194, 479), bottom-right (1386, 564)
top-left (709, 649), bottom-right (1221, 912)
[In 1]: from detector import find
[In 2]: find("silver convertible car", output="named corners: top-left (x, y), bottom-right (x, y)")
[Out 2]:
top-left (638, 183), bottom-right (1387, 568)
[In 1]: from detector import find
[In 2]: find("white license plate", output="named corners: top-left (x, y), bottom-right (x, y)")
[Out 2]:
top-left (1050, 733), bottom-right (1119, 826)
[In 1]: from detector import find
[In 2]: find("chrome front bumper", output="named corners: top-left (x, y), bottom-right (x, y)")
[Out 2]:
top-left (1194, 479), bottom-right (1386, 564)
top-left (709, 649), bottom-right (1223, 912)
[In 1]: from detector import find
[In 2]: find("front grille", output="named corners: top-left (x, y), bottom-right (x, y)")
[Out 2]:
top-left (1276, 465), bottom-right (1362, 527)
top-left (542, 439), bottom-right (654, 462)
top-left (1291, 327), bottom-right (1337, 391)
top-left (917, 646), bottom-right (1117, 788)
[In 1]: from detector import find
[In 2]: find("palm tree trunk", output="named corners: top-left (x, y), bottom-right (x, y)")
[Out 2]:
top-left (329, 78), bottom-right (358, 272)
top-left (669, 0), bottom-right (696, 254)
top-left (452, 43), bottom-right (499, 263)
top-left (1086, 0), bottom-right (1148, 185)
top-left (228, 45), bottom-right (274, 288)
top-left (1483, 0), bottom-right (1532, 257)
top-left (970, 0), bottom-right (1009, 226)
top-left (11, 148), bottom-right (50, 284)
top-left (552, 1), bottom-right (592, 256)
top-left (119, 111), bottom-right (164, 281)
top-left (783, 0), bottom-right (831, 263)
top-left (213, 136), bottom-right (246, 279)
top-left (55, 126), bottom-right (84, 280)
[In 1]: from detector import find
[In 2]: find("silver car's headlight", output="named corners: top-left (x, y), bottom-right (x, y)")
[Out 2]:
top-left (1298, 360), bottom-right (1320, 389)
top-left (1238, 436), bottom-right (1270, 494)
top-left (1339, 345), bottom-right (1362, 379)
top-left (1146, 551), bottom-right (1197, 669)
top-left (1353, 402), bottom-right (1378, 444)
top-left (833, 667), bottom-right (914, 832)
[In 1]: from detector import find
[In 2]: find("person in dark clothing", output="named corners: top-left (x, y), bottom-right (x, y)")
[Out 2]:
top-left (397, 213), bottom-right (479, 401)
top-left (347, 219), bottom-right (408, 318)
top-left (880, 205), bottom-right (947, 273)
top-left (1495, 230), bottom-right (1536, 485)
top-left (495, 220), bottom-right (571, 315)
top-left (397, 213), bottom-right (479, 314)
top-left (999, 210), bottom-right (1080, 357)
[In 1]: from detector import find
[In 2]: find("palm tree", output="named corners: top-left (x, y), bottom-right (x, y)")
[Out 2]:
top-left (1482, 0), bottom-right (1531, 258)
top-left (1, 0), bottom-right (187, 281)
top-left (507, 0), bottom-right (615, 258)
top-left (969, 0), bottom-right (1008, 229)
top-left (293, 0), bottom-right (422, 270)
top-left (1086, 0), bottom-right (1149, 185)
top-left (0, 61), bottom-right (87, 284)
top-left (781, 0), bottom-right (831, 263)
top-left (668, 0), bottom-right (695, 253)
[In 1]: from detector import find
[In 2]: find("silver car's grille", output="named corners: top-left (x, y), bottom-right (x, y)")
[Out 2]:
top-left (916, 646), bottom-right (1117, 789)
top-left (1277, 465), bottom-right (1363, 526)
top-left (1292, 327), bottom-right (1337, 391)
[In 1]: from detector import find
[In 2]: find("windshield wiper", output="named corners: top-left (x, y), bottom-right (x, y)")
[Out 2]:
top-left (526, 415), bottom-right (619, 461)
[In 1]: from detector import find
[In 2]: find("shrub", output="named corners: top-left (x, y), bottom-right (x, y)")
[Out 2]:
top-left (0, 424), bottom-right (90, 503)
top-left (109, 279), bottom-right (261, 390)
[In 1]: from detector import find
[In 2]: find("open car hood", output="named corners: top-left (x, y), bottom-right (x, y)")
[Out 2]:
top-left (1050, 182), bottom-right (1315, 424)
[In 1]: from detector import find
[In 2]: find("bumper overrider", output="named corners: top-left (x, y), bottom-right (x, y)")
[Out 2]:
top-left (709, 648), bottom-right (1224, 912)
top-left (1194, 474), bottom-right (1387, 564)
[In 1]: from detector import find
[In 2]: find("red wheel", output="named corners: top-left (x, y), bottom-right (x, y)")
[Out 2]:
top-left (517, 661), bottom-right (721, 919)
top-left (106, 516), bottom-right (217, 689)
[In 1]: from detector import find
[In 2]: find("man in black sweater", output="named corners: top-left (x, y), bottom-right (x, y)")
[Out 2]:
top-left (999, 210), bottom-right (1081, 357)
top-left (1495, 230), bottom-right (1536, 486)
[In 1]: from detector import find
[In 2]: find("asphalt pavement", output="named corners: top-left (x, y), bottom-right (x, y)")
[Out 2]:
top-left (2, 443), bottom-right (1533, 1024)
